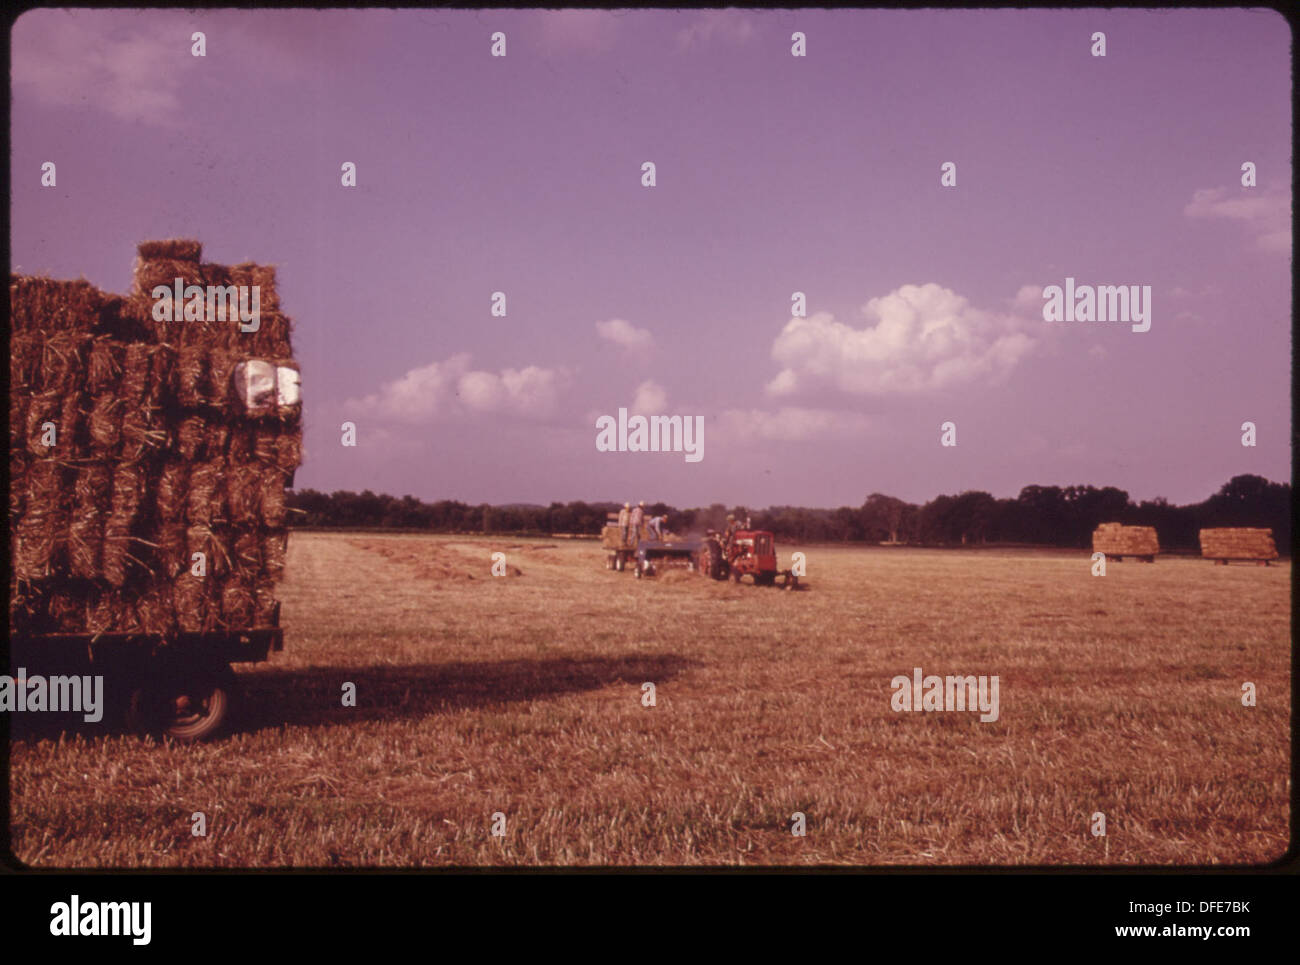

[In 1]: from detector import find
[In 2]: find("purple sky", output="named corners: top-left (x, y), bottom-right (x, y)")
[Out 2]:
top-left (11, 8), bottom-right (1292, 508)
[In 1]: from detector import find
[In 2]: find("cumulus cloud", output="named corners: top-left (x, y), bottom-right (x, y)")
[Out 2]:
top-left (630, 380), bottom-right (667, 415)
top-left (675, 10), bottom-right (755, 50)
top-left (595, 318), bottom-right (654, 355)
top-left (1184, 186), bottom-right (1290, 253)
top-left (767, 283), bottom-right (1037, 396)
top-left (348, 353), bottom-right (566, 422)
top-left (715, 407), bottom-right (873, 443)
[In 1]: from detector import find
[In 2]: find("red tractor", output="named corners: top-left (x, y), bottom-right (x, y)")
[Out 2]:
top-left (696, 529), bottom-right (800, 588)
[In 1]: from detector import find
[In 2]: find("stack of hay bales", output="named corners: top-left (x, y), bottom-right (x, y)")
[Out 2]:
top-left (1199, 528), bottom-right (1278, 564)
top-left (1091, 522), bottom-right (1159, 560)
top-left (9, 240), bottom-right (301, 638)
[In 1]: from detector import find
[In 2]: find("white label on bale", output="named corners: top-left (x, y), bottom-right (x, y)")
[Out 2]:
top-left (234, 360), bottom-right (277, 410)
top-left (276, 366), bottom-right (301, 407)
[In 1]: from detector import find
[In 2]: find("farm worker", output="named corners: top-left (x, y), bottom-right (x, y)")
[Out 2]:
top-left (648, 515), bottom-right (665, 540)
top-left (618, 503), bottom-right (631, 544)
top-left (630, 501), bottom-right (645, 542)
top-left (722, 514), bottom-right (740, 552)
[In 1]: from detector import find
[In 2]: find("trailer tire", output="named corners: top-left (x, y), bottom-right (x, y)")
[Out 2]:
top-left (127, 664), bottom-right (237, 742)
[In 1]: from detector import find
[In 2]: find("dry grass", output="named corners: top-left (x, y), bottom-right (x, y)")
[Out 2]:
top-left (9, 533), bottom-right (1290, 867)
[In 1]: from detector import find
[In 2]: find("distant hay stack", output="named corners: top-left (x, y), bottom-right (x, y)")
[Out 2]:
top-left (1092, 522), bottom-right (1159, 562)
top-left (9, 240), bottom-right (302, 639)
top-left (1199, 528), bottom-right (1278, 565)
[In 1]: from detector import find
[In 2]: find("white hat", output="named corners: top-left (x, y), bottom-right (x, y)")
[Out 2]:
top-left (639, 500), bottom-right (645, 506)
top-left (623, 502), bottom-right (630, 508)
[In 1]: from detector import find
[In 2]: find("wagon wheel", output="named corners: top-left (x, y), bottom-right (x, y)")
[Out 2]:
top-left (127, 664), bottom-right (238, 743)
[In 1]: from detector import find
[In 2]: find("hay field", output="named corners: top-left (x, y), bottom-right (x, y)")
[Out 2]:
top-left (9, 532), bottom-right (1290, 867)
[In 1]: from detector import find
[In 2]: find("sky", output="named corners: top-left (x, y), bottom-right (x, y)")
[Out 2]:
top-left (10, 8), bottom-right (1292, 508)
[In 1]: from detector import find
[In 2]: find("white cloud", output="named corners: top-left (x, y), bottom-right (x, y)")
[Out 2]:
top-left (767, 283), bottom-right (1037, 396)
top-left (630, 380), bottom-right (667, 415)
top-left (715, 407), bottom-right (873, 444)
top-left (595, 318), bottom-right (654, 355)
top-left (1184, 186), bottom-right (1290, 253)
top-left (1012, 284), bottom-right (1045, 314)
top-left (675, 11), bottom-right (756, 51)
top-left (348, 353), bottom-right (566, 422)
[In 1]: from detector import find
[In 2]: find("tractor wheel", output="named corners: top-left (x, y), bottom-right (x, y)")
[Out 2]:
top-left (756, 572), bottom-right (776, 587)
top-left (699, 539), bottom-right (724, 580)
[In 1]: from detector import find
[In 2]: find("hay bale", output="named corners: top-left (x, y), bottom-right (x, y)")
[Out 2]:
top-left (219, 577), bottom-right (255, 629)
top-left (262, 529), bottom-right (288, 577)
top-left (260, 472), bottom-right (287, 527)
top-left (187, 524), bottom-right (231, 578)
top-left (10, 334), bottom-right (42, 391)
top-left (225, 466), bottom-right (263, 525)
top-left (86, 338), bottom-right (123, 393)
top-left (40, 333), bottom-right (92, 393)
top-left (68, 465), bottom-right (112, 578)
top-left (58, 392), bottom-right (87, 457)
top-left (14, 459), bottom-right (68, 580)
top-left (173, 571), bottom-right (209, 633)
top-left (25, 392), bottom-right (61, 455)
top-left (177, 345), bottom-right (208, 407)
top-left (1199, 528), bottom-right (1278, 561)
top-left (186, 462), bottom-right (222, 525)
top-left (176, 415), bottom-right (207, 460)
top-left (88, 393), bottom-right (123, 453)
top-left (131, 239), bottom-right (203, 300)
top-left (156, 461), bottom-right (190, 521)
top-left (10, 276), bottom-right (109, 335)
top-left (157, 522), bottom-right (188, 578)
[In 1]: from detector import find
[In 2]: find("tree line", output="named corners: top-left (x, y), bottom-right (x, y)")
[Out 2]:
top-left (286, 474), bottom-right (1290, 552)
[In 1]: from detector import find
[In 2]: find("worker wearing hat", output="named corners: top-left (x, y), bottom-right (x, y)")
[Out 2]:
top-left (618, 502), bottom-right (631, 545)
top-left (722, 513), bottom-right (741, 553)
top-left (629, 500), bottom-right (645, 544)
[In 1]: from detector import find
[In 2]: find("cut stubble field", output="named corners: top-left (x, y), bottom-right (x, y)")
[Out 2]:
top-left (9, 532), bottom-right (1291, 867)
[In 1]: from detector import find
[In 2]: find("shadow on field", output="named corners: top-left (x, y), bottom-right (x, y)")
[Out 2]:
top-left (232, 653), bottom-right (697, 734)
top-left (8, 654), bottom-right (696, 743)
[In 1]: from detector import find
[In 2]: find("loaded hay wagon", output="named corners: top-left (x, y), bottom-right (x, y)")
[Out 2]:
top-left (9, 240), bottom-right (302, 740)
top-left (1091, 522), bottom-right (1159, 563)
top-left (601, 512), bottom-right (646, 571)
top-left (1199, 528), bottom-right (1279, 566)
